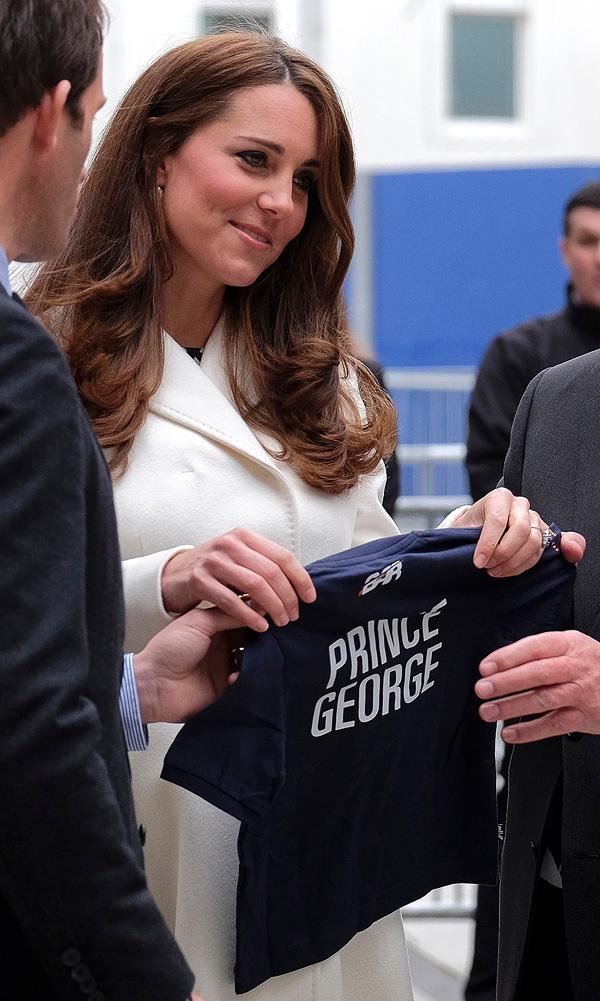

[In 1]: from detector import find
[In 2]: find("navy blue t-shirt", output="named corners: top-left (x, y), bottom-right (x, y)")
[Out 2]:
top-left (162, 528), bottom-right (574, 993)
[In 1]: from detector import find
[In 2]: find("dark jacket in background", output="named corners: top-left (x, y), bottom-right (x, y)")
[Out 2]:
top-left (361, 358), bottom-right (400, 516)
top-left (0, 288), bottom-right (193, 1001)
top-left (466, 286), bottom-right (600, 500)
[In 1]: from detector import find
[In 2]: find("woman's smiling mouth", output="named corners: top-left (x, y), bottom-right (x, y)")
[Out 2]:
top-left (230, 221), bottom-right (273, 246)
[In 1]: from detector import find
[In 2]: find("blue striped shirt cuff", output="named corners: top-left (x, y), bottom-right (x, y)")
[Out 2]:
top-left (120, 653), bottom-right (149, 751)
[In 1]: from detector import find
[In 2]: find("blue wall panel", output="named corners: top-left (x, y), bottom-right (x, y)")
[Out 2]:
top-left (369, 164), bottom-right (600, 367)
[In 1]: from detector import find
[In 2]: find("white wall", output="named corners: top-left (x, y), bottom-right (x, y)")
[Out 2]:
top-left (98, 0), bottom-right (600, 170)
top-left (325, 0), bottom-right (600, 170)
top-left (102, 0), bottom-right (305, 115)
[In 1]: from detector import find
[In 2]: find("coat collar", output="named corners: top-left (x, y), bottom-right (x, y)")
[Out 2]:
top-left (150, 320), bottom-right (284, 476)
top-left (572, 393), bottom-right (600, 637)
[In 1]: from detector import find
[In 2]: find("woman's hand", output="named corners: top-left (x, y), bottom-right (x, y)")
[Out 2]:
top-left (451, 487), bottom-right (585, 576)
top-left (162, 527), bottom-right (316, 631)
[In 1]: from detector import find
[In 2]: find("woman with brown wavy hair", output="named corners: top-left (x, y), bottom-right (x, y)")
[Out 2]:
top-left (29, 31), bottom-right (551, 1001)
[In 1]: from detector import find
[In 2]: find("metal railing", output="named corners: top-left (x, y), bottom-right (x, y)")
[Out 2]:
top-left (385, 367), bottom-right (475, 526)
top-left (395, 444), bottom-right (470, 527)
top-left (385, 369), bottom-right (476, 393)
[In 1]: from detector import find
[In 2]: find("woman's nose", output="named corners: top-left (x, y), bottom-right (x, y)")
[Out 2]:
top-left (257, 181), bottom-right (295, 217)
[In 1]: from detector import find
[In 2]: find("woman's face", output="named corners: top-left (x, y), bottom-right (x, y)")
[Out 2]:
top-left (157, 83), bottom-right (320, 296)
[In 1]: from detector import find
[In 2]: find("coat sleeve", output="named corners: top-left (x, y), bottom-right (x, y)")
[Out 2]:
top-left (121, 545), bottom-right (194, 652)
top-left (0, 302), bottom-right (193, 1001)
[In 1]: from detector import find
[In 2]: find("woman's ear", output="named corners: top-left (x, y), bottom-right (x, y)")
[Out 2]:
top-left (156, 159), bottom-right (168, 189)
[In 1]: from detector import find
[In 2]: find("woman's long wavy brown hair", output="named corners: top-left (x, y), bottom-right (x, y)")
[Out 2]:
top-left (28, 31), bottom-right (396, 493)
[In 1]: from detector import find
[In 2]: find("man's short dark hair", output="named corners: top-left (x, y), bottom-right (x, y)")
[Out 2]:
top-left (0, 0), bottom-right (105, 137)
top-left (563, 182), bottom-right (600, 235)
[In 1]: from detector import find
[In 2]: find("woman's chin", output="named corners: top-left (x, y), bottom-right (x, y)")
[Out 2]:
top-left (225, 269), bottom-right (269, 289)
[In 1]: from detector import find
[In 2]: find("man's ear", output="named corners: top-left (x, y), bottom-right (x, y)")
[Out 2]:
top-left (32, 80), bottom-right (72, 151)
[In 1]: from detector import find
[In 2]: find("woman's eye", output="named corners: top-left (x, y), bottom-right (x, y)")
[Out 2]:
top-left (294, 171), bottom-right (316, 193)
top-left (238, 150), bottom-right (266, 168)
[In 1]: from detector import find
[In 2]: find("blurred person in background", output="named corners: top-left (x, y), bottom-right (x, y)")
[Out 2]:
top-left (467, 182), bottom-right (600, 503)
top-left (28, 31), bottom-right (570, 1001)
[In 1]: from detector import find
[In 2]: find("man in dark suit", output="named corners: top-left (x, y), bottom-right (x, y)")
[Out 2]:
top-left (465, 183), bottom-right (600, 1001)
top-left (474, 355), bottom-right (600, 1000)
top-left (0, 2), bottom-right (244, 998)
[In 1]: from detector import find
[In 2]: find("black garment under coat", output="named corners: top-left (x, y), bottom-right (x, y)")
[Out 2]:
top-left (498, 349), bottom-right (600, 1001)
top-left (0, 288), bottom-right (194, 1000)
top-left (467, 286), bottom-right (600, 500)
top-left (360, 357), bottom-right (400, 515)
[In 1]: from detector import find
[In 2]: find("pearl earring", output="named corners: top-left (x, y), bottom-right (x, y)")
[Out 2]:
top-left (157, 184), bottom-right (164, 196)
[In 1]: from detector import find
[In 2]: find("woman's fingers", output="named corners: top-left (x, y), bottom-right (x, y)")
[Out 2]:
top-left (161, 527), bottom-right (316, 625)
top-left (471, 492), bottom-right (536, 571)
top-left (455, 489), bottom-right (563, 577)
top-left (484, 508), bottom-right (546, 576)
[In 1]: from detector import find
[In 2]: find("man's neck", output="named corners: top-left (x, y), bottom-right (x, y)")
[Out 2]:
top-left (0, 113), bottom-right (39, 263)
top-left (0, 221), bottom-right (17, 265)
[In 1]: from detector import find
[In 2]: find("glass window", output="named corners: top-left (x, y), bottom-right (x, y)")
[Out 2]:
top-left (450, 13), bottom-right (518, 118)
top-left (201, 7), bottom-right (273, 35)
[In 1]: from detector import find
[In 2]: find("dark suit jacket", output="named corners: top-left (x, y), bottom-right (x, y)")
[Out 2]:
top-left (0, 288), bottom-right (193, 1000)
top-left (498, 349), bottom-right (600, 1001)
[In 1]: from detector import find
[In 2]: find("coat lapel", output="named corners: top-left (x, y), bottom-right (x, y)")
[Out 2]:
top-left (572, 394), bottom-right (600, 637)
top-left (151, 324), bottom-right (284, 478)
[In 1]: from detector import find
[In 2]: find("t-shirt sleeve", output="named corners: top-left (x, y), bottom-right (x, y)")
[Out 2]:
top-left (161, 631), bottom-right (287, 825)
top-left (483, 545), bottom-right (575, 655)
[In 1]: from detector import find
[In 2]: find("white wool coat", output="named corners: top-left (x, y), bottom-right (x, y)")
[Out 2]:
top-left (112, 326), bottom-right (415, 1001)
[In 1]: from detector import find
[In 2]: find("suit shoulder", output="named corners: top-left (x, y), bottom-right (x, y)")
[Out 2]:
top-left (0, 297), bottom-right (87, 471)
top-left (0, 295), bottom-right (77, 400)
top-left (524, 348), bottom-right (600, 418)
top-left (536, 348), bottom-right (600, 391)
top-left (0, 293), bottom-right (64, 353)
